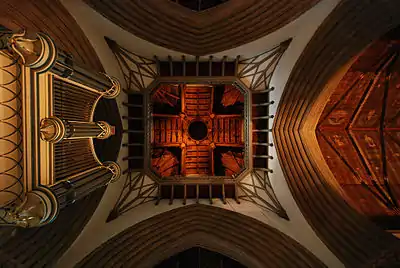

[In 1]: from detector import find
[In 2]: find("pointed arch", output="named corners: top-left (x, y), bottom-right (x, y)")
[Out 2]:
top-left (78, 205), bottom-right (325, 268)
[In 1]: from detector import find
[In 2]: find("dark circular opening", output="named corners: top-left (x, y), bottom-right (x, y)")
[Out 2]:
top-left (188, 121), bottom-right (208, 141)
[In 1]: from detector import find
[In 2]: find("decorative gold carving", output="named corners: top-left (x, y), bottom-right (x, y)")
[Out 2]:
top-left (0, 50), bottom-right (23, 209)
top-left (7, 30), bottom-right (56, 71)
top-left (104, 161), bottom-right (121, 184)
top-left (40, 117), bottom-right (65, 143)
top-left (102, 73), bottom-right (121, 99)
top-left (8, 30), bottom-right (42, 65)
top-left (40, 117), bottom-right (115, 142)
top-left (97, 121), bottom-right (113, 140)
top-left (1, 188), bottom-right (58, 228)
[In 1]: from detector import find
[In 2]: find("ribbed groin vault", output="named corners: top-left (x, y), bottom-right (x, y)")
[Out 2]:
top-left (1, 0), bottom-right (400, 267)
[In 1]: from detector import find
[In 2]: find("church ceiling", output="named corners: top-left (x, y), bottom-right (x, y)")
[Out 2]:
top-left (273, 0), bottom-right (400, 266)
top-left (83, 0), bottom-right (321, 55)
top-left (150, 83), bottom-right (245, 178)
top-left (106, 37), bottom-right (290, 221)
top-left (317, 28), bottom-right (400, 229)
top-left (78, 205), bottom-right (326, 268)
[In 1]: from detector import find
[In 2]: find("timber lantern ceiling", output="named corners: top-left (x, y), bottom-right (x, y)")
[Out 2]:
top-left (107, 36), bottom-right (290, 220)
top-left (149, 83), bottom-right (247, 180)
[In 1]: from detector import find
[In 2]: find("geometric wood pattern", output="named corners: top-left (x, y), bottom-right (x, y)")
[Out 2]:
top-left (317, 33), bottom-right (400, 224)
top-left (106, 37), bottom-right (158, 93)
top-left (237, 170), bottom-right (288, 219)
top-left (273, 1), bottom-right (400, 266)
top-left (107, 38), bottom-right (290, 221)
top-left (151, 83), bottom-right (245, 177)
top-left (237, 39), bottom-right (291, 91)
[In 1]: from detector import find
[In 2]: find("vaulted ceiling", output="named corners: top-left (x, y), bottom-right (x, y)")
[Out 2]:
top-left (83, 0), bottom-right (321, 55)
top-left (317, 28), bottom-right (400, 229)
top-left (2, 0), bottom-right (400, 267)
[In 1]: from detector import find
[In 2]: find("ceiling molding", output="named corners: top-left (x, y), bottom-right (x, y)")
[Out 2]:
top-left (77, 205), bottom-right (325, 268)
top-left (273, 0), bottom-right (400, 267)
top-left (83, 0), bottom-right (321, 55)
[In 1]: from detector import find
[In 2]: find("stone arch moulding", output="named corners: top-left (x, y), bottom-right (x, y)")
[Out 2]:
top-left (77, 205), bottom-right (325, 268)
top-left (83, 0), bottom-right (321, 55)
top-left (273, 0), bottom-right (400, 267)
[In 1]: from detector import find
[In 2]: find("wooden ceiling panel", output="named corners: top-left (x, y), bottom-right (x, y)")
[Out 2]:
top-left (273, 0), bottom-right (400, 266)
top-left (316, 27), bottom-right (400, 227)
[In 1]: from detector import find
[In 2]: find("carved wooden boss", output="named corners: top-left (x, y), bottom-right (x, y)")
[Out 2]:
top-left (0, 29), bottom-right (121, 227)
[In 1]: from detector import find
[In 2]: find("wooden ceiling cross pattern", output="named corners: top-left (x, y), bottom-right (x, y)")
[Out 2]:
top-left (151, 84), bottom-right (244, 178)
top-left (107, 38), bottom-right (291, 221)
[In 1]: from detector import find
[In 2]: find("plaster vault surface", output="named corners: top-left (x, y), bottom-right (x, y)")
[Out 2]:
top-left (58, 0), bottom-right (344, 267)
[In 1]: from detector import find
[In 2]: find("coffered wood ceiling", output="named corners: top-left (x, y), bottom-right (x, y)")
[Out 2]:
top-left (317, 32), bottom-right (400, 228)
top-left (273, 0), bottom-right (400, 267)
top-left (83, 0), bottom-right (321, 55)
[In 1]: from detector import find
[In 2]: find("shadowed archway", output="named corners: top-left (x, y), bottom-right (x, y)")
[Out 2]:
top-left (77, 205), bottom-right (325, 268)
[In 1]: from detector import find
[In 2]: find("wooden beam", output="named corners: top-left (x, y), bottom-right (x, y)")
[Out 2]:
top-left (169, 185), bottom-right (174, 205)
top-left (222, 184), bottom-right (226, 204)
top-left (182, 55), bottom-right (186, 76)
top-left (183, 184), bottom-right (187, 205)
top-left (222, 56), bottom-right (227, 76)
top-left (209, 184), bottom-right (213, 204)
top-left (196, 56), bottom-right (199, 76)
top-left (196, 184), bottom-right (199, 204)
top-left (209, 55), bottom-right (213, 76)
top-left (155, 185), bottom-right (161, 205)
top-left (168, 55), bottom-right (173, 76)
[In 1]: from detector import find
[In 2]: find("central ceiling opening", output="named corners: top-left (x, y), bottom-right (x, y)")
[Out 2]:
top-left (189, 120), bottom-right (208, 140)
